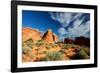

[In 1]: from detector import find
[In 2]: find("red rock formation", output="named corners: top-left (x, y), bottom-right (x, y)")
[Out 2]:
top-left (74, 36), bottom-right (90, 47)
top-left (64, 38), bottom-right (74, 44)
top-left (22, 27), bottom-right (41, 42)
top-left (42, 29), bottom-right (58, 44)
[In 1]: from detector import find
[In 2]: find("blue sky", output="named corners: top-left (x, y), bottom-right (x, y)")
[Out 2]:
top-left (22, 10), bottom-right (90, 40)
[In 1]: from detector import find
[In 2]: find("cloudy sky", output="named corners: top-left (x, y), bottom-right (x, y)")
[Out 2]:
top-left (22, 10), bottom-right (90, 40)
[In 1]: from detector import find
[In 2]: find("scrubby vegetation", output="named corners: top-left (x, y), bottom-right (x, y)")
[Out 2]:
top-left (41, 51), bottom-right (63, 61)
top-left (22, 38), bottom-right (90, 62)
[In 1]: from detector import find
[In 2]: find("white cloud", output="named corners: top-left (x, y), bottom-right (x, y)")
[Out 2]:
top-left (50, 12), bottom-right (83, 27)
top-left (49, 12), bottom-right (90, 38)
top-left (50, 12), bottom-right (73, 27)
top-left (67, 20), bottom-right (90, 38)
top-left (58, 27), bottom-right (67, 35)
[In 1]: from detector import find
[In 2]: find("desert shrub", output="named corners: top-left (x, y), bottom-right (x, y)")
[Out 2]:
top-left (82, 46), bottom-right (90, 55)
top-left (27, 50), bottom-right (35, 58)
top-left (62, 44), bottom-right (68, 49)
top-left (45, 44), bottom-right (52, 49)
top-left (77, 49), bottom-right (89, 59)
top-left (35, 40), bottom-right (45, 46)
top-left (24, 38), bottom-right (34, 49)
top-left (55, 44), bottom-right (58, 47)
top-left (22, 46), bottom-right (31, 54)
top-left (22, 46), bottom-right (35, 60)
top-left (50, 44), bottom-right (55, 48)
top-left (41, 51), bottom-right (63, 61)
top-left (59, 49), bottom-right (66, 54)
top-left (46, 45), bottom-right (51, 49)
top-left (61, 44), bottom-right (73, 49)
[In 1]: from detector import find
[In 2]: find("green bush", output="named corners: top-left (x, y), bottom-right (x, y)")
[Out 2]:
top-left (35, 40), bottom-right (45, 46)
top-left (78, 49), bottom-right (89, 59)
top-left (41, 51), bottom-right (63, 61)
top-left (22, 46), bottom-right (32, 54)
top-left (24, 38), bottom-right (34, 49)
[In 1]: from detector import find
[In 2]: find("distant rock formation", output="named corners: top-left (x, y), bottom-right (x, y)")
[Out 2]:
top-left (22, 27), bottom-right (41, 42)
top-left (42, 29), bottom-right (58, 44)
top-left (74, 36), bottom-right (90, 47)
top-left (64, 38), bottom-right (74, 44)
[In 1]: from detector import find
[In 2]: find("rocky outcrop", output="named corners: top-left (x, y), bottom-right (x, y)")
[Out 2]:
top-left (42, 29), bottom-right (58, 44)
top-left (74, 36), bottom-right (90, 47)
top-left (64, 38), bottom-right (74, 44)
top-left (22, 27), bottom-right (41, 42)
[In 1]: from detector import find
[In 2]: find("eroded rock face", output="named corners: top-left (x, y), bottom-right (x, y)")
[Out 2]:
top-left (22, 27), bottom-right (41, 42)
top-left (42, 29), bottom-right (58, 44)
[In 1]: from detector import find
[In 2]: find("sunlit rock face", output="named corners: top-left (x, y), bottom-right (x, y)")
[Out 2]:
top-left (22, 27), bottom-right (41, 42)
top-left (42, 29), bottom-right (58, 44)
